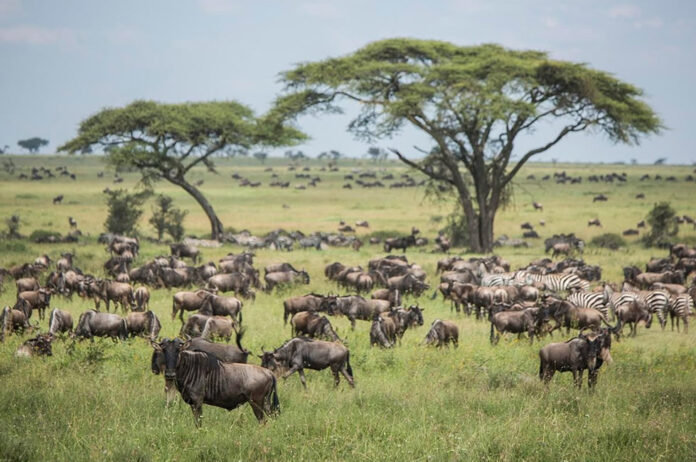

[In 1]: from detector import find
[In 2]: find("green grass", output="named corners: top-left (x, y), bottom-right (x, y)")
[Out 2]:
top-left (0, 155), bottom-right (695, 461)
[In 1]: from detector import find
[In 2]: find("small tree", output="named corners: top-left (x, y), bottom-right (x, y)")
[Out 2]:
top-left (253, 151), bottom-right (268, 164)
top-left (366, 146), bottom-right (387, 162)
top-left (104, 189), bottom-right (151, 235)
top-left (0, 144), bottom-right (9, 154)
top-left (643, 202), bottom-right (678, 247)
top-left (654, 157), bottom-right (667, 165)
top-left (149, 194), bottom-right (188, 241)
top-left (5, 214), bottom-right (21, 238)
top-left (17, 137), bottom-right (49, 153)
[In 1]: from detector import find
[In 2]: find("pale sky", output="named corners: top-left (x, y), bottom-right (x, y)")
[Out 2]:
top-left (1, 0), bottom-right (694, 163)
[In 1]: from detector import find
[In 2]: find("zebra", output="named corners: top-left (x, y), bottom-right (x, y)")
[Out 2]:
top-left (667, 294), bottom-right (694, 333)
top-left (516, 271), bottom-right (590, 292)
top-left (611, 290), bottom-right (670, 329)
top-left (481, 273), bottom-right (517, 287)
top-left (567, 291), bottom-right (609, 319)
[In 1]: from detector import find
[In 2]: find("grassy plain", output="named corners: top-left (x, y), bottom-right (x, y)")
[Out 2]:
top-left (0, 155), bottom-right (695, 461)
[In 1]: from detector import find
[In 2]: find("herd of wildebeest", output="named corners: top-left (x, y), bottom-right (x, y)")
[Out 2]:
top-left (1, 232), bottom-right (695, 426)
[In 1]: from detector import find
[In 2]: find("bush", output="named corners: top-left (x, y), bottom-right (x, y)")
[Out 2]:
top-left (149, 194), bottom-right (188, 241)
top-left (104, 189), bottom-right (151, 235)
top-left (643, 202), bottom-right (678, 248)
top-left (440, 213), bottom-right (469, 248)
top-left (590, 233), bottom-right (626, 250)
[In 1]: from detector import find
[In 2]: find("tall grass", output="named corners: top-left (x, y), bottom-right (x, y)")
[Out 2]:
top-left (0, 157), bottom-right (695, 461)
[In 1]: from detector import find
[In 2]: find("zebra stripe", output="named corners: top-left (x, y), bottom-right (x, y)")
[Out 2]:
top-left (567, 292), bottom-right (608, 318)
top-left (613, 290), bottom-right (669, 327)
top-left (516, 271), bottom-right (590, 292)
top-left (481, 273), bottom-right (517, 287)
top-left (668, 294), bottom-right (694, 332)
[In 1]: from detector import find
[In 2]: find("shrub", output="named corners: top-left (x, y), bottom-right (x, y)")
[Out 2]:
top-left (440, 213), bottom-right (469, 248)
top-left (104, 189), bottom-right (151, 235)
top-left (590, 233), bottom-right (626, 250)
top-left (5, 214), bottom-right (21, 238)
top-left (149, 194), bottom-right (188, 241)
top-left (643, 202), bottom-right (678, 248)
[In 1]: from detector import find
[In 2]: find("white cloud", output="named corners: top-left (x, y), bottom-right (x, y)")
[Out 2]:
top-left (608, 4), bottom-right (641, 19)
top-left (0, 25), bottom-right (76, 45)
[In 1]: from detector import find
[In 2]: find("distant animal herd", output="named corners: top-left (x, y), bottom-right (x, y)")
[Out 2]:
top-left (2, 231), bottom-right (694, 426)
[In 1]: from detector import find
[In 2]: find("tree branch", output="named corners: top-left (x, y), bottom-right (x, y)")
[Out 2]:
top-left (388, 148), bottom-right (455, 185)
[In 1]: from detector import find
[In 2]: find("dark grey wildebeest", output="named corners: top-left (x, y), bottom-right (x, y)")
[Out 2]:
top-left (264, 270), bottom-right (310, 292)
top-left (260, 337), bottom-right (354, 389)
top-left (489, 307), bottom-right (545, 345)
top-left (290, 311), bottom-right (342, 342)
top-left (48, 308), bottom-right (73, 336)
top-left (324, 295), bottom-right (391, 329)
top-left (151, 338), bottom-right (279, 426)
top-left (125, 310), bottom-right (161, 339)
top-left (539, 329), bottom-right (613, 388)
top-left (74, 310), bottom-right (127, 340)
top-left (423, 319), bottom-right (459, 348)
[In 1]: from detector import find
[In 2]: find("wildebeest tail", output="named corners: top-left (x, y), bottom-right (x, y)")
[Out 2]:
top-left (238, 309), bottom-right (243, 325)
top-left (119, 319), bottom-right (128, 340)
top-left (235, 326), bottom-right (249, 354)
top-left (430, 290), bottom-right (438, 300)
top-left (346, 351), bottom-right (354, 378)
top-left (283, 301), bottom-right (289, 325)
top-left (489, 321), bottom-right (495, 344)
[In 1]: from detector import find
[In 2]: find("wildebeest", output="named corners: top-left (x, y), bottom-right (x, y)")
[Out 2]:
top-left (206, 273), bottom-right (255, 299)
top-left (592, 194), bottom-right (608, 202)
top-left (56, 252), bottom-right (74, 272)
top-left (15, 334), bottom-right (53, 357)
top-left (201, 316), bottom-right (238, 342)
top-left (490, 307), bottom-right (545, 345)
top-left (264, 270), bottom-right (310, 292)
top-left (423, 319), bottom-right (459, 348)
top-left (371, 288), bottom-right (402, 308)
top-left (387, 273), bottom-right (429, 297)
top-left (538, 329), bottom-right (613, 388)
top-left (370, 315), bottom-right (393, 348)
top-left (9, 263), bottom-right (39, 280)
top-left (125, 310), bottom-right (161, 339)
top-left (170, 243), bottom-right (200, 264)
top-left (264, 262), bottom-right (300, 274)
top-left (1, 306), bottom-right (31, 341)
top-left (260, 337), bottom-right (354, 389)
top-left (324, 295), bottom-right (391, 329)
top-left (34, 254), bottom-right (52, 268)
top-left (383, 233), bottom-right (417, 253)
top-left (48, 308), bottom-right (73, 336)
top-left (551, 243), bottom-right (572, 258)
top-left (52, 195), bottom-right (64, 205)
top-left (93, 280), bottom-right (135, 312)
top-left (290, 311), bottom-right (342, 342)
top-left (133, 286), bottom-right (150, 311)
top-left (199, 294), bottom-right (243, 324)
top-left (172, 289), bottom-right (213, 323)
top-left (543, 297), bottom-right (612, 334)
top-left (533, 201), bottom-right (543, 211)
top-left (614, 298), bottom-right (652, 338)
top-left (283, 293), bottom-right (328, 325)
top-left (16, 288), bottom-right (52, 320)
top-left (587, 218), bottom-right (602, 227)
top-left (16, 277), bottom-right (40, 293)
top-left (74, 310), bottom-right (127, 340)
top-left (151, 338), bottom-right (279, 425)
top-left (180, 314), bottom-right (211, 338)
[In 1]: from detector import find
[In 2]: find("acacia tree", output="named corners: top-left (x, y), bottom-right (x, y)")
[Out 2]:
top-left (60, 100), bottom-right (304, 240)
top-left (271, 39), bottom-right (662, 252)
top-left (18, 137), bottom-right (49, 153)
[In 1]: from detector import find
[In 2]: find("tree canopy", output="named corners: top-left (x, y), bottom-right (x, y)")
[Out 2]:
top-left (18, 137), bottom-right (49, 153)
top-left (59, 100), bottom-right (305, 240)
top-left (271, 38), bottom-right (662, 251)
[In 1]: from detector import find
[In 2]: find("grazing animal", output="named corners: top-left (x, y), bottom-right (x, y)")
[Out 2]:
top-left (68, 217), bottom-right (77, 228)
top-left (180, 314), bottom-right (211, 338)
top-left (125, 310), bottom-right (161, 339)
top-left (74, 310), bottom-right (127, 340)
top-left (170, 243), bottom-right (200, 264)
top-left (423, 319), bottom-right (459, 348)
top-left (200, 316), bottom-right (238, 342)
top-left (151, 338), bottom-right (279, 425)
top-left (16, 277), bottom-right (40, 293)
top-left (94, 280), bottom-right (135, 312)
top-left (15, 334), bottom-right (53, 357)
top-left (614, 298), bottom-right (652, 338)
top-left (551, 243), bottom-right (572, 258)
top-left (592, 194), bottom-right (608, 202)
top-left (56, 253), bottom-right (74, 272)
top-left (290, 311), bottom-right (342, 342)
top-left (172, 290), bottom-right (213, 323)
top-left (48, 308), bottom-right (73, 336)
top-left (324, 295), bottom-right (391, 329)
top-left (370, 315), bottom-right (393, 348)
top-left (490, 308), bottom-right (544, 345)
top-left (667, 294), bottom-right (693, 333)
top-left (1, 306), bottom-right (31, 341)
top-left (264, 270), bottom-right (310, 291)
top-left (16, 288), bottom-right (52, 320)
top-left (283, 293), bottom-right (328, 325)
top-left (539, 329), bottom-right (613, 388)
top-left (52, 195), bottom-right (64, 204)
top-left (206, 273), bottom-right (255, 299)
top-left (260, 337), bottom-right (354, 389)
top-left (133, 286), bottom-right (150, 311)
top-left (587, 218), bottom-right (602, 227)
top-left (199, 294), bottom-right (243, 324)
top-left (533, 202), bottom-right (543, 211)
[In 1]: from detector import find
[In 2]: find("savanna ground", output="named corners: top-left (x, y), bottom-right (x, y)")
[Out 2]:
top-left (0, 155), bottom-right (695, 461)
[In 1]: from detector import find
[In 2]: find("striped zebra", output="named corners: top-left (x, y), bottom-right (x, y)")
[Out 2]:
top-left (481, 273), bottom-right (517, 287)
top-left (516, 271), bottom-right (590, 292)
top-left (667, 294), bottom-right (694, 333)
top-left (567, 291), bottom-right (609, 318)
top-left (611, 290), bottom-right (669, 329)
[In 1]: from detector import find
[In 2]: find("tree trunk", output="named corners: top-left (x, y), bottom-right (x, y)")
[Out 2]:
top-left (167, 176), bottom-right (224, 241)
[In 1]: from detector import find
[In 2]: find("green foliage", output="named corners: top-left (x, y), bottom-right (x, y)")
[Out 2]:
top-left (149, 194), bottom-right (188, 241)
top-left (272, 38), bottom-right (662, 252)
top-left (104, 189), bottom-right (151, 235)
top-left (441, 213), bottom-right (470, 247)
top-left (643, 202), bottom-right (678, 247)
top-left (590, 233), bottom-right (626, 250)
top-left (253, 151), bottom-right (268, 164)
top-left (366, 146), bottom-right (387, 162)
top-left (17, 137), bottom-right (48, 153)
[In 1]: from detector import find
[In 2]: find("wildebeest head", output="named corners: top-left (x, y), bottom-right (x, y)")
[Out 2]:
top-left (151, 338), bottom-right (190, 380)
top-left (407, 305), bottom-right (424, 326)
top-left (578, 332), bottom-right (602, 372)
top-left (300, 270), bottom-right (310, 284)
top-left (423, 320), bottom-right (442, 345)
top-left (321, 295), bottom-right (338, 314)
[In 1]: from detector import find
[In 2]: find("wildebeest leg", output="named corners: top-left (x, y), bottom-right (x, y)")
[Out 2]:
top-left (573, 369), bottom-right (584, 389)
top-left (190, 403), bottom-right (203, 427)
top-left (331, 368), bottom-right (340, 387)
top-left (349, 316), bottom-right (356, 330)
top-left (340, 366), bottom-right (354, 387)
top-left (452, 337), bottom-right (458, 348)
top-left (588, 370), bottom-right (598, 389)
top-left (248, 397), bottom-right (266, 423)
top-left (165, 379), bottom-right (177, 406)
